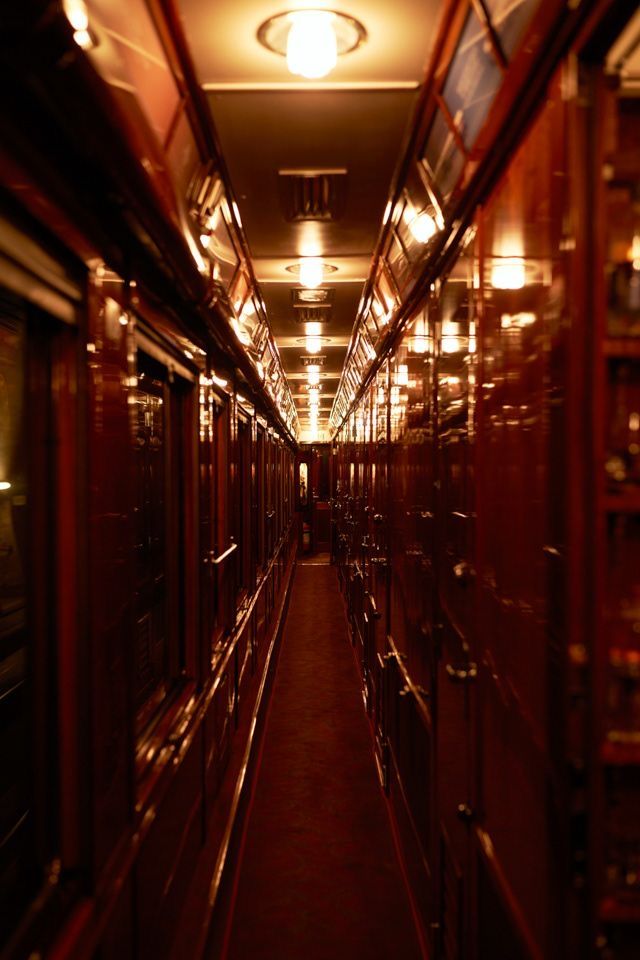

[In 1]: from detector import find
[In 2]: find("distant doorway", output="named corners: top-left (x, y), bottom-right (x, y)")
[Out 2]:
top-left (296, 443), bottom-right (332, 555)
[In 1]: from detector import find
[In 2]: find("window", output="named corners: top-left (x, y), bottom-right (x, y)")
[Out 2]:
top-left (133, 351), bottom-right (191, 736)
top-left (256, 426), bottom-right (266, 569)
top-left (235, 413), bottom-right (252, 598)
top-left (0, 293), bottom-right (62, 941)
top-left (441, 7), bottom-right (502, 152)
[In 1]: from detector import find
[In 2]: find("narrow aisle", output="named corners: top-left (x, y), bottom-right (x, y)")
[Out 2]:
top-left (215, 561), bottom-right (424, 960)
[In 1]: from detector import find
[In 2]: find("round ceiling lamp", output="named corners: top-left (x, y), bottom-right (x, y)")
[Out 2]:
top-left (258, 10), bottom-right (366, 80)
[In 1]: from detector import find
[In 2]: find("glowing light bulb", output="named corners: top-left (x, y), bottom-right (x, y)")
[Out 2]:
top-left (408, 211), bottom-right (437, 244)
top-left (306, 335), bottom-right (322, 354)
top-left (0, 481), bottom-right (11, 491)
top-left (299, 257), bottom-right (324, 288)
top-left (305, 321), bottom-right (322, 336)
top-left (307, 367), bottom-right (320, 386)
top-left (287, 11), bottom-right (337, 80)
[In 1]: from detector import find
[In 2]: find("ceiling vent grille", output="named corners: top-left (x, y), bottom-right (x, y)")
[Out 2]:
top-left (278, 169), bottom-right (347, 222)
top-left (293, 306), bottom-right (333, 324)
top-left (301, 355), bottom-right (326, 366)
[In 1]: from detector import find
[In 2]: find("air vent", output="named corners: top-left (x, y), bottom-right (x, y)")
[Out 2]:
top-left (301, 355), bottom-right (326, 366)
top-left (293, 306), bottom-right (332, 324)
top-left (278, 169), bottom-right (347, 222)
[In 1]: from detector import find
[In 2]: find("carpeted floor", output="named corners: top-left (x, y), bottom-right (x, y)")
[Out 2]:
top-left (215, 561), bottom-right (424, 960)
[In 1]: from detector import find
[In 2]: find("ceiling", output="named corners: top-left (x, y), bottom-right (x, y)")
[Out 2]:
top-left (178, 0), bottom-right (443, 439)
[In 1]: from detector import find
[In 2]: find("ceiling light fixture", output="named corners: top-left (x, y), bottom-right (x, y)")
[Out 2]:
top-left (288, 11), bottom-right (336, 79)
top-left (287, 261), bottom-right (337, 288)
top-left (258, 10), bottom-right (366, 80)
top-left (300, 258), bottom-right (324, 288)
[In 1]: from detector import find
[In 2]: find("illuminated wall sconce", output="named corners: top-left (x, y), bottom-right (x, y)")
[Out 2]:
top-left (258, 10), bottom-right (366, 80)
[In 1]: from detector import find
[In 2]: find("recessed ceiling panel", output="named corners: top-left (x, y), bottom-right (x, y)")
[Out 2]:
top-left (206, 90), bottom-right (418, 258)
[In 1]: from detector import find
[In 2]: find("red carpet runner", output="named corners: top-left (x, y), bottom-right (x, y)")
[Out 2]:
top-left (214, 560), bottom-right (424, 960)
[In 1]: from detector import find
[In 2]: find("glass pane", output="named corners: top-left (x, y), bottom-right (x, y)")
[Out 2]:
top-left (133, 357), bottom-right (168, 729)
top-left (0, 303), bottom-right (31, 940)
top-left (603, 97), bottom-right (640, 337)
top-left (442, 8), bottom-right (502, 151)
top-left (364, 306), bottom-right (381, 346)
top-left (0, 313), bottom-right (26, 652)
top-left (422, 108), bottom-right (466, 202)
top-left (397, 167), bottom-right (440, 263)
top-left (376, 264), bottom-right (399, 328)
top-left (484, 0), bottom-right (540, 61)
top-left (208, 204), bottom-right (239, 289)
top-left (385, 229), bottom-right (412, 291)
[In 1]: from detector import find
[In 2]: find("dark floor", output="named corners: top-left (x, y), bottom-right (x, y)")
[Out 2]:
top-left (213, 560), bottom-right (424, 960)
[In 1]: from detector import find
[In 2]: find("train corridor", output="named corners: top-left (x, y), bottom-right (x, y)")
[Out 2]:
top-left (208, 558), bottom-right (424, 960)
